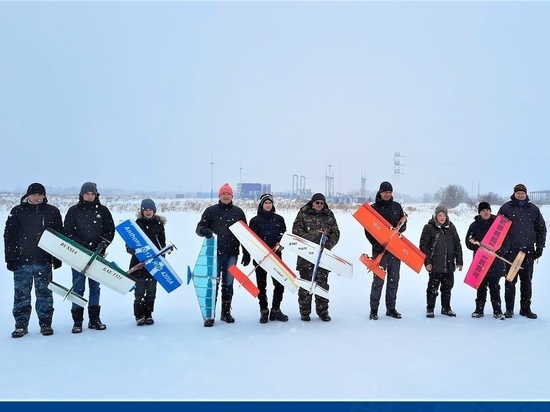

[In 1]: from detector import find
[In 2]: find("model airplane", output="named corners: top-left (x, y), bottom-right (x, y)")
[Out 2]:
top-left (38, 228), bottom-right (136, 307)
top-left (187, 236), bottom-right (218, 325)
top-left (228, 221), bottom-right (299, 298)
top-left (464, 214), bottom-right (525, 288)
top-left (116, 219), bottom-right (182, 293)
top-left (353, 202), bottom-right (425, 279)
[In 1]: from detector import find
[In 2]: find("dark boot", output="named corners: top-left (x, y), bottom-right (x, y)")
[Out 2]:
top-left (472, 299), bottom-right (485, 318)
top-left (259, 309), bottom-right (269, 324)
top-left (520, 301), bottom-right (537, 319)
top-left (71, 307), bottom-right (84, 334)
top-left (269, 307), bottom-right (289, 322)
top-left (88, 305), bottom-right (107, 330)
top-left (220, 299), bottom-right (235, 323)
top-left (369, 310), bottom-right (378, 320)
top-left (492, 302), bottom-right (505, 320)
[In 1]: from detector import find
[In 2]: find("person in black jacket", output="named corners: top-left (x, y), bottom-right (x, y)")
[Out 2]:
top-left (497, 183), bottom-right (546, 319)
top-left (126, 199), bottom-right (166, 326)
top-left (249, 194), bottom-right (288, 323)
top-left (419, 204), bottom-right (463, 318)
top-left (196, 183), bottom-right (250, 327)
top-left (64, 182), bottom-right (115, 333)
top-left (364, 181), bottom-right (406, 320)
top-left (4, 183), bottom-right (63, 338)
top-left (465, 202), bottom-right (507, 320)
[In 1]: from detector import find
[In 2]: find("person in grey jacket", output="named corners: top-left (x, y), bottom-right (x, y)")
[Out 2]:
top-left (419, 204), bottom-right (463, 318)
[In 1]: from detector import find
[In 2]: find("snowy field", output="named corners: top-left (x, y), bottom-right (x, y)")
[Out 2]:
top-left (1, 195), bottom-right (549, 401)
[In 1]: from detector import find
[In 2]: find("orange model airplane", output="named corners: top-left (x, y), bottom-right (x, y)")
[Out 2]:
top-left (353, 202), bottom-right (426, 279)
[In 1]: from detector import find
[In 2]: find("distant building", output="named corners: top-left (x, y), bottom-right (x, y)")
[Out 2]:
top-left (237, 183), bottom-right (272, 200)
top-left (530, 190), bottom-right (550, 204)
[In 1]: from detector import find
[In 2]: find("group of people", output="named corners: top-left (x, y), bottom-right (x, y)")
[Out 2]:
top-left (4, 180), bottom-right (546, 337)
top-left (4, 181), bottom-right (166, 338)
top-left (369, 182), bottom-right (546, 321)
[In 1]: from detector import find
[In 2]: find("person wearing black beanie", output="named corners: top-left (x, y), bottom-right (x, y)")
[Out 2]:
top-left (364, 181), bottom-right (406, 320)
top-left (497, 183), bottom-right (546, 319)
top-left (465, 202), bottom-right (506, 320)
top-left (4, 182), bottom-right (63, 338)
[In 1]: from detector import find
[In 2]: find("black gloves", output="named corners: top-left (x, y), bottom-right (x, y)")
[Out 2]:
top-left (534, 248), bottom-right (543, 259)
top-left (200, 227), bottom-right (213, 239)
top-left (52, 258), bottom-right (62, 270)
top-left (126, 246), bottom-right (136, 255)
top-left (6, 260), bottom-right (18, 272)
top-left (241, 252), bottom-right (251, 266)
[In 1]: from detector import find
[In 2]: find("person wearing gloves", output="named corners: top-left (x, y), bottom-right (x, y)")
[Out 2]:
top-left (4, 183), bottom-right (63, 338)
top-left (497, 184), bottom-right (546, 319)
top-left (195, 183), bottom-right (250, 327)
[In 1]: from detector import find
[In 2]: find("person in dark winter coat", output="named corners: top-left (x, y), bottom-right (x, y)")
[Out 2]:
top-left (195, 183), bottom-right (250, 327)
top-left (4, 183), bottom-right (63, 338)
top-left (465, 202), bottom-right (507, 320)
top-left (64, 182), bottom-right (115, 333)
top-left (419, 204), bottom-right (463, 318)
top-left (249, 194), bottom-right (288, 324)
top-left (497, 183), bottom-right (546, 319)
top-left (126, 199), bottom-right (166, 326)
top-left (292, 192), bottom-right (340, 322)
top-left (364, 181), bottom-right (406, 320)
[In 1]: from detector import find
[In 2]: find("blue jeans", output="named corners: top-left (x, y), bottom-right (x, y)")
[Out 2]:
top-left (13, 264), bottom-right (54, 328)
top-left (71, 268), bottom-right (101, 310)
top-left (217, 255), bottom-right (237, 300)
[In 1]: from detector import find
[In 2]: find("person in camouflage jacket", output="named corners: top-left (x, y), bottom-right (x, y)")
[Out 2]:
top-left (292, 193), bottom-right (340, 322)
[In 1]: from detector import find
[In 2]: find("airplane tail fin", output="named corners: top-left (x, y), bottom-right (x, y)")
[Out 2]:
top-left (359, 253), bottom-right (386, 280)
top-left (48, 281), bottom-right (88, 308)
top-left (294, 277), bottom-right (329, 299)
top-left (506, 251), bottom-right (526, 282)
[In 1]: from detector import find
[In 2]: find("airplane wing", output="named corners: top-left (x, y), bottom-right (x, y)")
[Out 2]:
top-left (353, 202), bottom-right (425, 274)
top-left (229, 221), bottom-right (299, 293)
top-left (116, 219), bottom-right (182, 293)
top-left (280, 232), bottom-right (353, 278)
top-left (187, 236), bottom-right (217, 322)
top-left (480, 214), bottom-right (512, 252)
top-left (38, 228), bottom-right (135, 295)
top-left (464, 248), bottom-right (497, 289)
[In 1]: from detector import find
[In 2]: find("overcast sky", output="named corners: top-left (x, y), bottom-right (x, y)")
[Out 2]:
top-left (1, 1), bottom-right (549, 198)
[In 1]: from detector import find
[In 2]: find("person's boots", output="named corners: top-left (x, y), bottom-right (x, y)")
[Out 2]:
top-left (269, 305), bottom-right (289, 322)
top-left (492, 301), bottom-right (505, 320)
top-left (88, 305), bottom-right (107, 330)
top-left (220, 299), bottom-right (235, 323)
top-left (259, 309), bottom-right (269, 324)
top-left (520, 300), bottom-right (537, 319)
top-left (472, 299), bottom-right (485, 318)
top-left (71, 307), bottom-right (84, 334)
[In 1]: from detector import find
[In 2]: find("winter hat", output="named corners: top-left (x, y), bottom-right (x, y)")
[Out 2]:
top-left (141, 198), bottom-right (157, 214)
top-left (26, 182), bottom-right (46, 196)
top-left (259, 193), bottom-right (274, 208)
top-left (434, 204), bottom-right (448, 216)
top-left (218, 183), bottom-right (233, 196)
top-left (80, 182), bottom-right (98, 196)
top-left (514, 183), bottom-right (527, 193)
top-left (379, 181), bottom-right (393, 193)
top-left (478, 201), bottom-right (491, 214)
top-left (311, 193), bottom-right (326, 203)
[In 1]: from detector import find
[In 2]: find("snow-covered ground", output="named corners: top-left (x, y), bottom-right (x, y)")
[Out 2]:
top-left (1, 196), bottom-right (549, 401)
